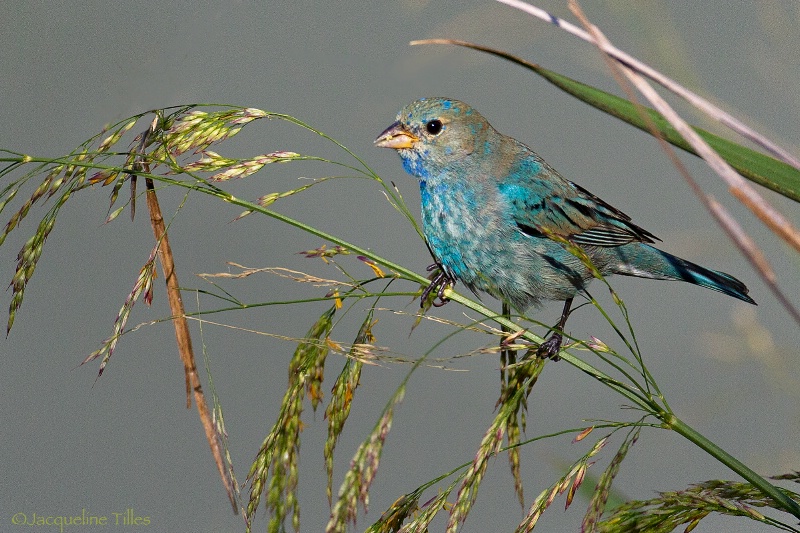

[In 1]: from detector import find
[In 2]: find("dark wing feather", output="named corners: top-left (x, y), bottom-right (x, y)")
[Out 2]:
top-left (499, 152), bottom-right (659, 247)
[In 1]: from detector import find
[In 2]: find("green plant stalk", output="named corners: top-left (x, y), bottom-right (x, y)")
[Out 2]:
top-left (445, 295), bottom-right (800, 520)
top-left (5, 154), bottom-right (797, 520)
top-left (665, 413), bottom-right (800, 518)
top-left (0, 155), bottom-right (418, 282)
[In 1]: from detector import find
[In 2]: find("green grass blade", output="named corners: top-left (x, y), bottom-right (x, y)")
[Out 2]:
top-left (412, 39), bottom-right (800, 203)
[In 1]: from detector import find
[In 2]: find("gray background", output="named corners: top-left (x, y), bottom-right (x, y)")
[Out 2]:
top-left (1, 1), bottom-right (798, 532)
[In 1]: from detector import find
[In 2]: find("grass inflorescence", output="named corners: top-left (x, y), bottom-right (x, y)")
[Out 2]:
top-left (3, 20), bottom-right (799, 527)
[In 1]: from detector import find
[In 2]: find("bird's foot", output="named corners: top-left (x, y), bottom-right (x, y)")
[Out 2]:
top-left (421, 264), bottom-right (455, 308)
top-left (535, 333), bottom-right (563, 361)
top-left (532, 297), bottom-right (574, 361)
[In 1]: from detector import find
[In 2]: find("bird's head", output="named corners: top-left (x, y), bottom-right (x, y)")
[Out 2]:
top-left (374, 97), bottom-right (492, 178)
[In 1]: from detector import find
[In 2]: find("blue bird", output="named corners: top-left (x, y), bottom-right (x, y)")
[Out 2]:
top-left (375, 97), bottom-right (756, 358)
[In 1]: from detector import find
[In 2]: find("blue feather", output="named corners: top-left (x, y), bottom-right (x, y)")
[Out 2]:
top-left (375, 97), bottom-right (756, 313)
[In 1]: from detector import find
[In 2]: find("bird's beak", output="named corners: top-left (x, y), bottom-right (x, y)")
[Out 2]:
top-left (374, 121), bottom-right (418, 150)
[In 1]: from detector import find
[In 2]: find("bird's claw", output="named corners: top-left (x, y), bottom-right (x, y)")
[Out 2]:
top-left (421, 264), bottom-right (455, 308)
top-left (532, 297), bottom-right (573, 361)
top-left (535, 333), bottom-right (563, 361)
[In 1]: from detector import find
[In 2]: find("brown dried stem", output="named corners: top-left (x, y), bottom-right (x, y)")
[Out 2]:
top-left (566, 0), bottom-right (800, 325)
top-left (144, 176), bottom-right (237, 512)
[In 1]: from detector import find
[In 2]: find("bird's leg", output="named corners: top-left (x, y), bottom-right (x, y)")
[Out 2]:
top-left (536, 297), bottom-right (574, 361)
top-left (421, 263), bottom-right (456, 308)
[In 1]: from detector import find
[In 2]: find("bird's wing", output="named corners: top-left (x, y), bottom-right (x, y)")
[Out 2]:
top-left (499, 159), bottom-right (659, 247)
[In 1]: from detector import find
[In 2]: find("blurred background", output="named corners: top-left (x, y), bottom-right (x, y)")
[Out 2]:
top-left (1, 1), bottom-right (798, 531)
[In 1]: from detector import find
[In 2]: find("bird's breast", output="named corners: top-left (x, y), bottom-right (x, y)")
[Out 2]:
top-left (419, 179), bottom-right (506, 282)
top-left (418, 175), bottom-right (593, 310)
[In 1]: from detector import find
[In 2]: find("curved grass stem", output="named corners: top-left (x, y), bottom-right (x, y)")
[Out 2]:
top-left (666, 414), bottom-right (800, 519)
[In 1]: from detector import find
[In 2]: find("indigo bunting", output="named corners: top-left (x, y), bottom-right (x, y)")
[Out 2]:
top-left (375, 97), bottom-right (755, 358)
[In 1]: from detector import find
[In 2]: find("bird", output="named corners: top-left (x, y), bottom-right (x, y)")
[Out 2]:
top-left (374, 97), bottom-right (756, 359)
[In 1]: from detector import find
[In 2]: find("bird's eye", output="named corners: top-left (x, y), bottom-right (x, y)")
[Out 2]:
top-left (425, 119), bottom-right (443, 135)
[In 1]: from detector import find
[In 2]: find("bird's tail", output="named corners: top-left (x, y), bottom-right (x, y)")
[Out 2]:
top-left (613, 244), bottom-right (756, 304)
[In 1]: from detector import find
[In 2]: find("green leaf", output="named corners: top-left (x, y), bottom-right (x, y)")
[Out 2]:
top-left (414, 39), bottom-right (800, 204)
